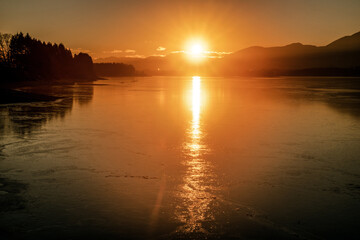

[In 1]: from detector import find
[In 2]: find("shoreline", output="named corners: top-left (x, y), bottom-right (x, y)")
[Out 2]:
top-left (0, 77), bottom-right (100, 104)
top-left (0, 88), bottom-right (60, 104)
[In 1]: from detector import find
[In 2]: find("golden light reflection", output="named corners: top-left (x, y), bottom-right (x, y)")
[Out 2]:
top-left (191, 76), bottom-right (201, 142)
top-left (176, 76), bottom-right (216, 234)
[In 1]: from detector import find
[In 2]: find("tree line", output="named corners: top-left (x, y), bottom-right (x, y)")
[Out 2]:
top-left (0, 32), bottom-right (96, 82)
top-left (93, 63), bottom-right (138, 77)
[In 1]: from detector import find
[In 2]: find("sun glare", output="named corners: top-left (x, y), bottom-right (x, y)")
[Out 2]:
top-left (190, 44), bottom-right (204, 56)
top-left (185, 39), bottom-right (207, 62)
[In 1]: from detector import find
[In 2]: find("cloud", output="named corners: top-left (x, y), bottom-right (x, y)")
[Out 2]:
top-left (168, 50), bottom-right (232, 58)
top-left (125, 54), bottom-right (146, 58)
top-left (205, 51), bottom-right (232, 55)
top-left (170, 50), bottom-right (185, 54)
top-left (98, 49), bottom-right (232, 59)
top-left (156, 46), bottom-right (166, 51)
top-left (205, 51), bottom-right (232, 58)
top-left (103, 49), bottom-right (122, 54)
top-left (150, 54), bottom-right (166, 57)
top-left (208, 51), bottom-right (232, 58)
top-left (70, 48), bottom-right (91, 54)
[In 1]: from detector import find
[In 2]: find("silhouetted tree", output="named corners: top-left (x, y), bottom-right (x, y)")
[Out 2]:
top-left (0, 33), bottom-right (12, 64)
top-left (73, 53), bottom-right (95, 78)
top-left (0, 32), bottom-right (96, 82)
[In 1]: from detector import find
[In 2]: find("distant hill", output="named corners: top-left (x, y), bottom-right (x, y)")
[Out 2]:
top-left (95, 31), bottom-right (360, 76)
top-left (95, 53), bottom-right (202, 76)
top-left (326, 31), bottom-right (360, 50)
top-left (94, 63), bottom-right (139, 77)
top-left (94, 57), bottom-right (137, 64)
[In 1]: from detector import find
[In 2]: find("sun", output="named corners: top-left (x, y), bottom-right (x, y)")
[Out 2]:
top-left (185, 39), bottom-right (207, 62)
top-left (190, 44), bottom-right (204, 56)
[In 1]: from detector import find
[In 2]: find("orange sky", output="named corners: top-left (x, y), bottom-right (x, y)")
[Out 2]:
top-left (1, 0), bottom-right (360, 59)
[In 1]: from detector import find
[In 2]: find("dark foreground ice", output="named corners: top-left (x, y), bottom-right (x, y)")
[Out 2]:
top-left (1, 76), bottom-right (360, 239)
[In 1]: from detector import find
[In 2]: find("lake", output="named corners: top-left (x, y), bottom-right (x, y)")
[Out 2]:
top-left (1, 76), bottom-right (360, 239)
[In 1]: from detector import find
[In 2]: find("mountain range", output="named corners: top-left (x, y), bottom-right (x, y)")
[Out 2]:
top-left (94, 31), bottom-right (360, 76)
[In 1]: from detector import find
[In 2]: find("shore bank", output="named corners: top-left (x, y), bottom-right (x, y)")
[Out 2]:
top-left (0, 77), bottom-right (101, 104)
top-left (0, 88), bottom-right (59, 104)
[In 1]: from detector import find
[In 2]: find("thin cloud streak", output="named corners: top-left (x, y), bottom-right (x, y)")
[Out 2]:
top-left (102, 49), bottom-right (123, 54)
top-left (151, 54), bottom-right (166, 57)
top-left (71, 48), bottom-right (91, 54)
top-left (125, 54), bottom-right (146, 58)
top-left (156, 46), bottom-right (166, 51)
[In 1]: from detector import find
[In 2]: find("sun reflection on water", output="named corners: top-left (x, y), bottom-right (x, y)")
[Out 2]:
top-left (176, 76), bottom-right (217, 234)
top-left (188, 76), bottom-right (203, 157)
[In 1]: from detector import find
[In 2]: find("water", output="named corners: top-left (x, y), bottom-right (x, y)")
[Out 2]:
top-left (1, 76), bottom-right (360, 239)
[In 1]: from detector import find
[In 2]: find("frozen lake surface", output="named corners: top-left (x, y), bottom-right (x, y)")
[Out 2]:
top-left (1, 76), bottom-right (360, 239)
